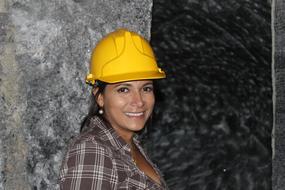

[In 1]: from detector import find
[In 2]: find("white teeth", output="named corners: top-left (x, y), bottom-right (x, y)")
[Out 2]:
top-left (125, 112), bottom-right (143, 116)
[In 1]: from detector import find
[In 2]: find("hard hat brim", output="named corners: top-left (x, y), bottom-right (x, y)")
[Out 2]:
top-left (98, 71), bottom-right (166, 83)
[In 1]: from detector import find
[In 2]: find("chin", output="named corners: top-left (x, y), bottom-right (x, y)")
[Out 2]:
top-left (127, 123), bottom-right (146, 132)
top-left (124, 117), bottom-right (148, 131)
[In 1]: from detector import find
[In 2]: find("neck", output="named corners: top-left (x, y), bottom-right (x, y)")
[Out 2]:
top-left (119, 132), bottom-right (134, 145)
top-left (101, 115), bottom-right (134, 144)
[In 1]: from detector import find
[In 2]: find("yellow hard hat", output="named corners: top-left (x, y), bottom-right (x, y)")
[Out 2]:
top-left (86, 28), bottom-right (166, 85)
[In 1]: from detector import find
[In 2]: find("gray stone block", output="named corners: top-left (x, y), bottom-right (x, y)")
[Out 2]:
top-left (0, 0), bottom-right (152, 189)
top-left (273, 1), bottom-right (285, 189)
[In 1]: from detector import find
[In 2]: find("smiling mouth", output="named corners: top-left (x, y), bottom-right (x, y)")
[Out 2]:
top-left (125, 112), bottom-right (144, 117)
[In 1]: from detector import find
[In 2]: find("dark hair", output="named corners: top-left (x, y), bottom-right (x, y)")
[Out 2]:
top-left (80, 81), bottom-right (107, 132)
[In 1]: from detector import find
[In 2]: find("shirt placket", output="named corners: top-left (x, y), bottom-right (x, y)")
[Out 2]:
top-left (133, 140), bottom-right (168, 189)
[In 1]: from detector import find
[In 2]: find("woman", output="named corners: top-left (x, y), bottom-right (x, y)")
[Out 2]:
top-left (59, 28), bottom-right (168, 189)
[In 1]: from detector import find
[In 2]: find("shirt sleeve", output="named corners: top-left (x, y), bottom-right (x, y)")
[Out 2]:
top-left (59, 140), bottom-right (117, 190)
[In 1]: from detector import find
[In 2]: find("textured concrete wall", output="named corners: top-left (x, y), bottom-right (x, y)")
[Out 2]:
top-left (272, 0), bottom-right (285, 189)
top-left (0, 0), bottom-right (152, 189)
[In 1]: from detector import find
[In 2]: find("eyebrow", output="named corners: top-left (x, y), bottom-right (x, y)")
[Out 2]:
top-left (113, 83), bottom-right (131, 88)
top-left (113, 82), bottom-right (153, 88)
top-left (142, 82), bottom-right (154, 86)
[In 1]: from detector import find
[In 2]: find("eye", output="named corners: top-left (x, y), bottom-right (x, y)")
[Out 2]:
top-left (117, 87), bottom-right (129, 93)
top-left (143, 86), bottom-right (153, 92)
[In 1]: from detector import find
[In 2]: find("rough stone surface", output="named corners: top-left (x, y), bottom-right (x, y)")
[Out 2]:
top-left (149, 0), bottom-right (272, 189)
top-left (0, 0), bottom-right (152, 189)
top-left (272, 0), bottom-right (285, 189)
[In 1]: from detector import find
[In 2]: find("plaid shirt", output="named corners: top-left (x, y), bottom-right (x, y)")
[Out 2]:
top-left (59, 116), bottom-right (168, 190)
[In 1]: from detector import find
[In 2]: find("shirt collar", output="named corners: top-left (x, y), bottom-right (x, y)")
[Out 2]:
top-left (89, 116), bottom-right (136, 151)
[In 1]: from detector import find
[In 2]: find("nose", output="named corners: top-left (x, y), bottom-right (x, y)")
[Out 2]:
top-left (131, 91), bottom-right (144, 107)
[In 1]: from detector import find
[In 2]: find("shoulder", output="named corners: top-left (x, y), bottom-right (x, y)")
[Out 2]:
top-left (66, 132), bottom-right (113, 159)
top-left (61, 136), bottom-right (116, 179)
top-left (59, 134), bottom-right (119, 189)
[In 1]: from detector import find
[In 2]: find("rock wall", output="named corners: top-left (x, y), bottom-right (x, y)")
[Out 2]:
top-left (2, 0), bottom-right (282, 189)
top-left (272, 0), bottom-right (285, 189)
top-left (0, 0), bottom-right (152, 189)
top-left (150, 1), bottom-right (272, 189)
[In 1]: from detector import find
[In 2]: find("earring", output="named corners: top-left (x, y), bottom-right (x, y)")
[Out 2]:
top-left (98, 108), bottom-right (104, 115)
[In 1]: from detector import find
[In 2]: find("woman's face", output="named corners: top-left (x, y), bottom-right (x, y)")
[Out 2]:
top-left (96, 80), bottom-right (155, 140)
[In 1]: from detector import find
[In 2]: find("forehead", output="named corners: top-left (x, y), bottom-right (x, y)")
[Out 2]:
top-left (110, 80), bottom-right (153, 87)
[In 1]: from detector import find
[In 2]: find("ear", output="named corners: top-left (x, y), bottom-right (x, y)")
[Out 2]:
top-left (93, 87), bottom-right (104, 107)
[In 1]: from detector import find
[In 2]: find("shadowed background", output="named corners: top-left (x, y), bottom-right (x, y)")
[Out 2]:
top-left (148, 0), bottom-right (272, 190)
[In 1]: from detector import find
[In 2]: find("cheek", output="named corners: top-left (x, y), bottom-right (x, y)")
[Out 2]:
top-left (146, 94), bottom-right (155, 108)
top-left (105, 96), bottom-right (128, 111)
